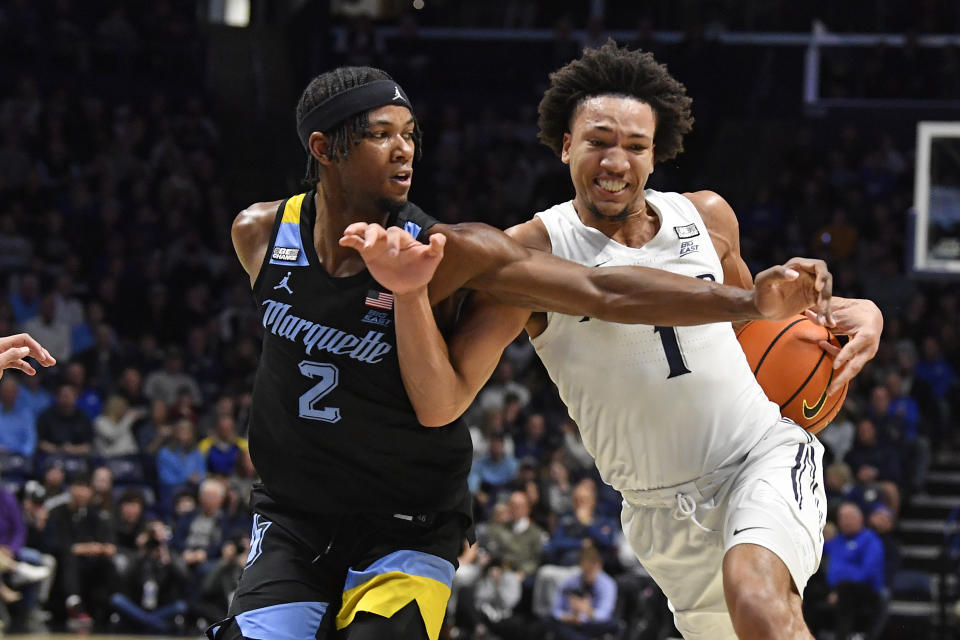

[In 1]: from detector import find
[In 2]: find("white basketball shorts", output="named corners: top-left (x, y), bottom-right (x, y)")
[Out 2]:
top-left (620, 420), bottom-right (826, 639)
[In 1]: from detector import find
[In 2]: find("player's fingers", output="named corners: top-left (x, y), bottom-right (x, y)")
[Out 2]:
top-left (427, 233), bottom-right (446, 257)
top-left (343, 222), bottom-right (369, 237)
top-left (0, 334), bottom-right (54, 366)
top-left (385, 227), bottom-right (404, 256)
top-left (0, 347), bottom-right (31, 370)
top-left (9, 359), bottom-right (36, 376)
top-left (339, 234), bottom-right (364, 250)
top-left (829, 353), bottom-right (867, 395)
top-left (363, 224), bottom-right (387, 249)
top-left (818, 339), bottom-right (841, 357)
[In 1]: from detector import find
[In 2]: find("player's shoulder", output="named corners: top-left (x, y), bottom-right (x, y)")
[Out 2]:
top-left (233, 200), bottom-right (283, 233)
top-left (680, 190), bottom-right (739, 233)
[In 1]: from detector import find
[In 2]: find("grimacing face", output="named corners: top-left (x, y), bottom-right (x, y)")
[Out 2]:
top-left (562, 95), bottom-right (656, 223)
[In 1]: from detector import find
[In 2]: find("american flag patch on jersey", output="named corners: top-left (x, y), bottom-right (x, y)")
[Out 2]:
top-left (365, 290), bottom-right (394, 310)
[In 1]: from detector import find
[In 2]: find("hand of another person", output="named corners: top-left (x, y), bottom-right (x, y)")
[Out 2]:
top-left (805, 298), bottom-right (882, 394)
top-left (339, 222), bottom-right (447, 295)
top-left (752, 258), bottom-right (833, 323)
top-left (0, 333), bottom-right (56, 381)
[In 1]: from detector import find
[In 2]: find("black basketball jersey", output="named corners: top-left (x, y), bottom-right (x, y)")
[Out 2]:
top-left (248, 192), bottom-right (472, 517)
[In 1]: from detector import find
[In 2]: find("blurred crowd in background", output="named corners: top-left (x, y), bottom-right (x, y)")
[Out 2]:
top-left (0, 1), bottom-right (958, 638)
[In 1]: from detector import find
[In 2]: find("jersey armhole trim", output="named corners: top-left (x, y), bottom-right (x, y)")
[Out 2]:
top-left (251, 198), bottom-right (290, 296)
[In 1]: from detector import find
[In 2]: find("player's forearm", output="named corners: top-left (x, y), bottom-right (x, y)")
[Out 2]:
top-left (393, 287), bottom-right (474, 427)
top-left (585, 267), bottom-right (762, 325)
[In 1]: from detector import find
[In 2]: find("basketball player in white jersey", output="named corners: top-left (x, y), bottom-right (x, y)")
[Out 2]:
top-left (342, 42), bottom-right (882, 639)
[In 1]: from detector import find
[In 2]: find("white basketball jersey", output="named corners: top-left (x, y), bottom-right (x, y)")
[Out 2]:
top-left (531, 190), bottom-right (782, 491)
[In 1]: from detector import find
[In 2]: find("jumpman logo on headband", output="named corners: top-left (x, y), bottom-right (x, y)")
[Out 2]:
top-left (274, 272), bottom-right (293, 294)
top-left (392, 86), bottom-right (403, 101)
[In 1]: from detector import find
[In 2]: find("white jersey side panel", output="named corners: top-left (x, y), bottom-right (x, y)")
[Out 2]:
top-left (531, 191), bottom-right (782, 491)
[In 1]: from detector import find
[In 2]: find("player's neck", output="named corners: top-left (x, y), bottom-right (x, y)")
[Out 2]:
top-left (573, 195), bottom-right (661, 249)
top-left (313, 187), bottom-right (389, 278)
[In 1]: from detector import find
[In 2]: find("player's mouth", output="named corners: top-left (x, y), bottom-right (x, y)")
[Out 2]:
top-left (594, 178), bottom-right (628, 194)
top-left (390, 170), bottom-right (412, 185)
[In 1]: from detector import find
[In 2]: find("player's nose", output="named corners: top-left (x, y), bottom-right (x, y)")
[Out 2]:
top-left (599, 147), bottom-right (630, 173)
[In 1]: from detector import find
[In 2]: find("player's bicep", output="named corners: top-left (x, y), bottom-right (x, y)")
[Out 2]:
top-left (448, 292), bottom-right (532, 396)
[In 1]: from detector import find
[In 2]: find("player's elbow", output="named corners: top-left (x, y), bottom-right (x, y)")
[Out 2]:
top-left (415, 409), bottom-right (457, 428)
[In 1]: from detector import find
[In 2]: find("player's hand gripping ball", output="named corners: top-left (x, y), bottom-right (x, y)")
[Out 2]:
top-left (736, 315), bottom-right (849, 434)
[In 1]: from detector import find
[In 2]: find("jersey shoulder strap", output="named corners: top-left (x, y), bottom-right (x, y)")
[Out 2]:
top-left (252, 192), bottom-right (310, 295)
top-left (391, 201), bottom-right (438, 243)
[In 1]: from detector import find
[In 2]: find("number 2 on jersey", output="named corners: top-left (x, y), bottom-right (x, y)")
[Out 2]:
top-left (297, 360), bottom-right (341, 423)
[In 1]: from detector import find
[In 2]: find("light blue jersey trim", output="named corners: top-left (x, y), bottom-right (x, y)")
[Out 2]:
top-left (235, 601), bottom-right (328, 640)
top-left (343, 549), bottom-right (454, 592)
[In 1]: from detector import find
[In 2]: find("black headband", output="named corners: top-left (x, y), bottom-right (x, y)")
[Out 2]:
top-left (297, 80), bottom-right (413, 151)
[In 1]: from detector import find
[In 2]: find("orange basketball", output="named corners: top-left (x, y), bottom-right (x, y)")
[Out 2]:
top-left (736, 315), bottom-right (848, 434)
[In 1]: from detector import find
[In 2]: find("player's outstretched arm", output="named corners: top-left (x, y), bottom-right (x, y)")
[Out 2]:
top-left (0, 333), bottom-right (56, 381)
top-left (432, 222), bottom-right (830, 326)
top-left (340, 223), bottom-right (529, 426)
top-left (805, 297), bottom-right (883, 394)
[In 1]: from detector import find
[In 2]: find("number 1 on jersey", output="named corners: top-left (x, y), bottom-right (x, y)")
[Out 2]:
top-left (297, 360), bottom-right (341, 423)
top-left (653, 273), bottom-right (712, 379)
top-left (654, 326), bottom-right (691, 378)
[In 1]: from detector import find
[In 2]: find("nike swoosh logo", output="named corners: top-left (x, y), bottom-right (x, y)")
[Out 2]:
top-left (593, 258), bottom-right (611, 267)
top-left (733, 526), bottom-right (769, 536)
top-left (802, 368), bottom-right (834, 420)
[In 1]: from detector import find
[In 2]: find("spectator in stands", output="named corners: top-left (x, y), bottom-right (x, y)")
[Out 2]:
top-left (0, 377), bottom-right (37, 458)
top-left (547, 545), bottom-right (619, 640)
top-left (469, 555), bottom-right (525, 640)
top-left (143, 348), bottom-right (202, 406)
top-left (16, 370), bottom-right (52, 420)
top-left (543, 459), bottom-right (574, 528)
top-left (818, 406), bottom-right (856, 465)
top-left (93, 394), bottom-right (142, 458)
top-left (35, 384), bottom-right (93, 459)
top-left (882, 373), bottom-right (931, 492)
top-left (48, 471), bottom-right (116, 631)
top-left (544, 479), bottom-right (619, 568)
top-left (193, 534), bottom-right (248, 629)
top-left (113, 490), bottom-right (147, 562)
top-left (109, 518), bottom-right (189, 633)
top-left (20, 294), bottom-right (71, 363)
top-left (0, 476), bottom-right (55, 631)
top-left (844, 418), bottom-right (901, 514)
top-left (116, 367), bottom-right (148, 411)
top-left (172, 479), bottom-right (226, 579)
top-left (483, 490), bottom-right (548, 579)
top-left (156, 418), bottom-right (205, 515)
top-left (137, 398), bottom-right (173, 463)
top-left (822, 501), bottom-right (886, 640)
top-left (8, 275), bottom-right (41, 325)
top-left (514, 413), bottom-right (552, 464)
top-left (197, 413), bottom-right (247, 477)
top-left (470, 432), bottom-right (519, 503)
top-left (64, 361), bottom-right (102, 421)
top-left (91, 465), bottom-right (115, 513)
top-left (40, 463), bottom-right (69, 511)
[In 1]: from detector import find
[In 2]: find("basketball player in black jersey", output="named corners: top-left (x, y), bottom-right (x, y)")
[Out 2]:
top-left (211, 66), bottom-right (834, 640)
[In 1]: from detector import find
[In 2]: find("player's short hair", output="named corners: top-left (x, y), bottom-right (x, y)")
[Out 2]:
top-left (296, 66), bottom-right (422, 186)
top-left (537, 39), bottom-right (694, 163)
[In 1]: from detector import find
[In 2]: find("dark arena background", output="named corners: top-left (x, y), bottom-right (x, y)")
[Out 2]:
top-left (0, 1), bottom-right (959, 639)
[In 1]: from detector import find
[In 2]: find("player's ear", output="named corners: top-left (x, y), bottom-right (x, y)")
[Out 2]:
top-left (309, 132), bottom-right (333, 166)
top-left (561, 133), bottom-right (572, 164)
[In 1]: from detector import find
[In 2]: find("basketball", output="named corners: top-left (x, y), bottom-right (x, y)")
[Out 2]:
top-left (736, 315), bottom-right (849, 434)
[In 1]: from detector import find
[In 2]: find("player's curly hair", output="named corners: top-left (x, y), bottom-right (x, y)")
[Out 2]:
top-left (296, 66), bottom-right (422, 186)
top-left (537, 40), bottom-right (694, 163)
